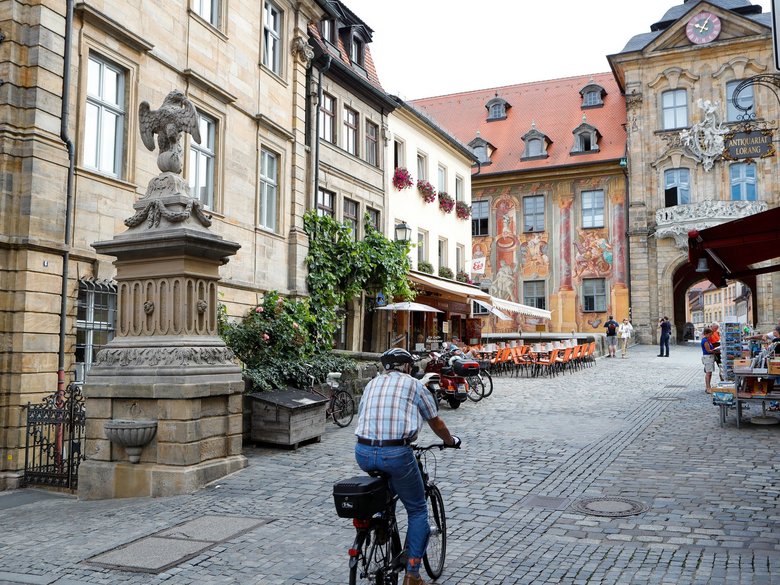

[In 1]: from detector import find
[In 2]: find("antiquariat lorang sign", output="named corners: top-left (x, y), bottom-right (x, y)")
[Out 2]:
top-left (723, 129), bottom-right (775, 161)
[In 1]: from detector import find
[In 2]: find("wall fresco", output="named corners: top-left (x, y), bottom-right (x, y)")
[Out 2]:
top-left (573, 228), bottom-right (613, 281)
top-left (518, 233), bottom-right (550, 278)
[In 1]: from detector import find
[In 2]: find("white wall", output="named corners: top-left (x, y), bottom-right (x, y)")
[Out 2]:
top-left (386, 108), bottom-right (473, 277)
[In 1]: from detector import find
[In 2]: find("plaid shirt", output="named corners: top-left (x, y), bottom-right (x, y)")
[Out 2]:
top-left (355, 371), bottom-right (438, 441)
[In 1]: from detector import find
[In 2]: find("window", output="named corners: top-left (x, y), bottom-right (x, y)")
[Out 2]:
top-left (259, 148), bottom-right (278, 231)
top-left (367, 207), bottom-right (380, 231)
top-left (664, 168), bottom-right (690, 207)
top-left (472, 300), bottom-right (490, 316)
top-left (365, 121), bottom-right (378, 166)
top-left (317, 188), bottom-right (334, 217)
top-left (189, 113), bottom-right (216, 209)
top-left (85, 55), bottom-right (125, 177)
top-left (576, 133), bottom-right (593, 151)
top-left (485, 96), bottom-right (510, 121)
top-left (662, 89), bottom-right (688, 129)
top-left (417, 230), bottom-right (428, 264)
top-left (730, 163), bottom-right (757, 201)
top-left (350, 37), bottom-right (364, 66)
top-left (320, 18), bottom-right (336, 44)
top-left (193, 0), bottom-right (220, 26)
top-left (523, 280), bottom-right (546, 310)
top-left (417, 152), bottom-right (428, 180)
top-left (523, 195), bottom-right (545, 232)
top-left (581, 189), bottom-right (604, 228)
top-left (472, 200), bottom-right (489, 236)
top-left (438, 164), bottom-right (447, 193)
top-left (438, 238), bottom-right (448, 268)
top-left (456, 245), bottom-right (465, 272)
top-left (394, 139), bottom-right (405, 168)
top-left (319, 93), bottom-right (335, 143)
top-left (490, 103), bottom-right (504, 118)
top-left (473, 145), bottom-right (488, 163)
top-left (583, 90), bottom-right (601, 107)
top-left (582, 278), bottom-right (607, 312)
top-left (262, 2), bottom-right (282, 75)
top-left (343, 106), bottom-right (358, 155)
top-left (455, 175), bottom-right (464, 202)
top-left (527, 138), bottom-right (543, 157)
top-left (75, 280), bottom-right (117, 381)
top-left (344, 198), bottom-right (359, 239)
top-left (727, 80), bottom-right (754, 122)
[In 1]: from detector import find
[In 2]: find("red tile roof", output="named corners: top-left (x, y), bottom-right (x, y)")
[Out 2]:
top-left (411, 72), bottom-right (627, 175)
top-left (308, 22), bottom-right (384, 92)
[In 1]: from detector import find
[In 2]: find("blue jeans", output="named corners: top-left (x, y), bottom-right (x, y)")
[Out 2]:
top-left (660, 334), bottom-right (670, 357)
top-left (355, 444), bottom-right (428, 572)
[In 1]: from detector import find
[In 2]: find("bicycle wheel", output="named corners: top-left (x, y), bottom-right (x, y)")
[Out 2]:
top-left (481, 370), bottom-right (494, 397)
top-left (332, 390), bottom-right (355, 427)
top-left (466, 375), bottom-right (484, 402)
top-left (423, 484), bottom-right (447, 579)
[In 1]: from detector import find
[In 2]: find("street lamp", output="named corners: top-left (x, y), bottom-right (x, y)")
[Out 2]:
top-left (394, 221), bottom-right (412, 243)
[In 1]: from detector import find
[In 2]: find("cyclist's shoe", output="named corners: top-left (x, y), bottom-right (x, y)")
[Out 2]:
top-left (403, 573), bottom-right (430, 585)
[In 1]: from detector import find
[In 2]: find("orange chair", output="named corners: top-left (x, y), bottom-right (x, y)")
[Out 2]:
top-left (532, 348), bottom-right (559, 377)
top-left (555, 347), bottom-right (574, 374)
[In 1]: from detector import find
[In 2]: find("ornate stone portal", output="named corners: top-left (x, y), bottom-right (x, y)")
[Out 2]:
top-left (78, 90), bottom-right (246, 500)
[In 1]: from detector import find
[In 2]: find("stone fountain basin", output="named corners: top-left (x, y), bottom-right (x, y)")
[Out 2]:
top-left (104, 419), bottom-right (158, 448)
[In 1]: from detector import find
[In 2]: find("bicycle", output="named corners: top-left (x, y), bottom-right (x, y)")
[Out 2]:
top-left (308, 371), bottom-right (355, 428)
top-left (334, 443), bottom-right (451, 584)
top-left (467, 365), bottom-right (493, 401)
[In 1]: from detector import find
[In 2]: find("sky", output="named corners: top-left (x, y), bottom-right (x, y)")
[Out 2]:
top-left (346, 0), bottom-right (773, 100)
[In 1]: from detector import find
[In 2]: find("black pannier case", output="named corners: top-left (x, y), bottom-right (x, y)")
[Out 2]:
top-left (333, 475), bottom-right (388, 518)
top-left (452, 359), bottom-right (480, 376)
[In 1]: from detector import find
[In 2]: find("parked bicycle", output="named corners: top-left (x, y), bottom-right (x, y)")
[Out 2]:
top-left (467, 365), bottom-right (493, 402)
top-left (308, 370), bottom-right (355, 428)
top-left (334, 443), bottom-right (452, 584)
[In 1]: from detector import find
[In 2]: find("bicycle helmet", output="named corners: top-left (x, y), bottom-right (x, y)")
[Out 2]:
top-left (380, 348), bottom-right (414, 371)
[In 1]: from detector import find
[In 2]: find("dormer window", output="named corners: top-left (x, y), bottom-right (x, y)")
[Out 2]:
top-left (485, 94), bottom-right (511, 121)
top-left (350, 36), bottom-right (364, 66)
top-left (580, 82), bottom-right (606, 109)
top-left (320, 18), bottom-right (336, 44)
top-left (571, 116), bottom-right (601, 154)
top-left (468, 133), bottom-right (494, 165)
top-left (521, 123), bottom-right (551, 160)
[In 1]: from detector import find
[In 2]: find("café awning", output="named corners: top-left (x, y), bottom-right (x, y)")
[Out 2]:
top-left (688, 206), bottom-right (780, 286)
top-left (408, 271), bottom-right (491, 302)
top-left (491, 297), bottom-right (552, 320)
top-left (473, 299), bottom-right (512, 321)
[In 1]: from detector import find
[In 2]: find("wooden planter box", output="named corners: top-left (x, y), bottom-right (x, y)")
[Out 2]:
top-left (248, 390), bottom-right (328, 448)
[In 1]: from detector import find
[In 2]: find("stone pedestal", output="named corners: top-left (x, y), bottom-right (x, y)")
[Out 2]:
top-left (79, 174), bottom-right (246, 500)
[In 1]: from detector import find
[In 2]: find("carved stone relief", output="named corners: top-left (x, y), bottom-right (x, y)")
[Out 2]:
top-left (655, 200), bottom-right (768, 248)
top-left (680, 99), bottom-right (728, 172)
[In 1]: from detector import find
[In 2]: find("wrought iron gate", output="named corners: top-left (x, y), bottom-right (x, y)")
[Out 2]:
top-left (23, 383), bottom-right (86, 490)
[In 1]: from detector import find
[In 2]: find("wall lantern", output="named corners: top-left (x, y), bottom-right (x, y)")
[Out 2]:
top-left (695, 257), bottom-right (709, 273)
top-left (394, 221), bottom-right (412, 243)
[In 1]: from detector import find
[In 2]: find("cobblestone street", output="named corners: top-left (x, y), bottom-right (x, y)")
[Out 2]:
top-left (2, 344), bottom-right (780, 584)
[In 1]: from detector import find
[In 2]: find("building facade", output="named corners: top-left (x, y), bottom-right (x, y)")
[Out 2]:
top-left (608, 0), bottom-right (779, 344)
top-left (413, 73), bottom-right (629, 337)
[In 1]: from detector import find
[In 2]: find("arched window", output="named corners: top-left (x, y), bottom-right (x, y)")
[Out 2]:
top-left (730, 163), bottom-right (757, 201)
top-left (485, 95), bottom-right (510, 121)
top-left (664, 168), bottom-right (690, 206)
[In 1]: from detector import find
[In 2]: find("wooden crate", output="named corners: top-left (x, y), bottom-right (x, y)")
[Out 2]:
top-left (249, 390), bottom-right (328, 448)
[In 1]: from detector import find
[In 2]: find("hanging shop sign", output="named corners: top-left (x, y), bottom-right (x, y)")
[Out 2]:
top-left (722, 129), bottom-right (775, 161)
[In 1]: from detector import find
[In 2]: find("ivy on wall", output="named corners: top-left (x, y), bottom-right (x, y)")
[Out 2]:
top-left (303, 211), bottom-right (414, 345)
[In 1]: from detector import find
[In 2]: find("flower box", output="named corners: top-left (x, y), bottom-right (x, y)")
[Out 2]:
top-left (438, 192), bottom-right (455, 213)
top-left (417, 180), bottom-right (436, 203)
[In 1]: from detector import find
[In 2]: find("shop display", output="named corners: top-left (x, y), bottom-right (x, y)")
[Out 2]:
top-left (721, 320), bottom-right (742, 381)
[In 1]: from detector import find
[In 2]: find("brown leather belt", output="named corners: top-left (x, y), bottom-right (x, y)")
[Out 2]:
top-left (357, 436), bottom-right (414, 447)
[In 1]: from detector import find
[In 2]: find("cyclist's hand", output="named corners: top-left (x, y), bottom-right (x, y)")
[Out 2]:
top-left (448, 435), bottom-right (461, 449)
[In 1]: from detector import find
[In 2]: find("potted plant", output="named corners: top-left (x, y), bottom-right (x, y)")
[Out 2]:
top-left (438, 266), bottom-right (454, 279)
top-left (438, 192), bottom-right (455, 213)
top-left (417, 179), bottom-right (436, 203)
top-left (456, 270), bottom-right (472, 283)
top-left (418, 261), bottom-right (434, 274)
top-left (392, 167), bottom-right (413, 190)
top-left (456, 201), bottom-right (472, 220)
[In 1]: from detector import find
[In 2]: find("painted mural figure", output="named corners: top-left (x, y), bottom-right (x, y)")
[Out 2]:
top-left (519, 233), bottom-right (550, 278)
top-left (573, 229), bottom-right (613, 280)
top-left (490, 260), bottom-right (516, 302)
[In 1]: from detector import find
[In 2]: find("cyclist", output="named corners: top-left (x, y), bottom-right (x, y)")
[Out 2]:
top-left (355, 348), bottom-right (461, 585)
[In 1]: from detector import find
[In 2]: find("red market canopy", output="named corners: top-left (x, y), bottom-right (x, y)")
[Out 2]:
top-left (687, 206), bottom-right (780, 287)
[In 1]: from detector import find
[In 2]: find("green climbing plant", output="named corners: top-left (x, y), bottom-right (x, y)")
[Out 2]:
top-left (303, 211), bottom-right (414, 345)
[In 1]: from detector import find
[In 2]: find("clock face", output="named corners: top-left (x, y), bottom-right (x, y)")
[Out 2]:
top-left (686, 11), bottom-right (722, 45)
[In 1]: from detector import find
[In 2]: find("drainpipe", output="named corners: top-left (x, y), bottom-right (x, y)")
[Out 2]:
top-left (312, 55), bottom-right (332, 210)
top-left (57, 0), bottom-right (76, 395)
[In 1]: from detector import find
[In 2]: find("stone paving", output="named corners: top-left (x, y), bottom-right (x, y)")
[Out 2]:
top-left (2, 344), bottom-right (780, 584)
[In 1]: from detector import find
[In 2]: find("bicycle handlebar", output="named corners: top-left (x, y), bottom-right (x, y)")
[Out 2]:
top-left (412, 441), bottom-right (459, 451)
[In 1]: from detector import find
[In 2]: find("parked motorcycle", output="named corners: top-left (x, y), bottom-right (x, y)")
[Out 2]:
top-left (413, 350), bottom-right (477, 409)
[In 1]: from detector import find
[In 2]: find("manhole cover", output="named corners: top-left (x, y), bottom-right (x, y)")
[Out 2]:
top-left (571, 497), bottom-right (648, 517)
top-left (650, 396), bottom-right (684, 401)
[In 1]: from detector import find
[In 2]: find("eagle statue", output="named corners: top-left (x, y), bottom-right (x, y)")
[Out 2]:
top-left (139, 89), bottom-right (201, 174)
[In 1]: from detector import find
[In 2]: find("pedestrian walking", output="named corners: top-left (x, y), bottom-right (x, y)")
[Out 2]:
top-left (700, 327), bottom-right (720, 393)
top-left (604, 315), bottom-right (619, 358)
top-left (709, 322), bottom-right (723, 380)
top-left (658, 316), bottom-right (671, 357)
top-left (618, 318), bottom-right (633, 358)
